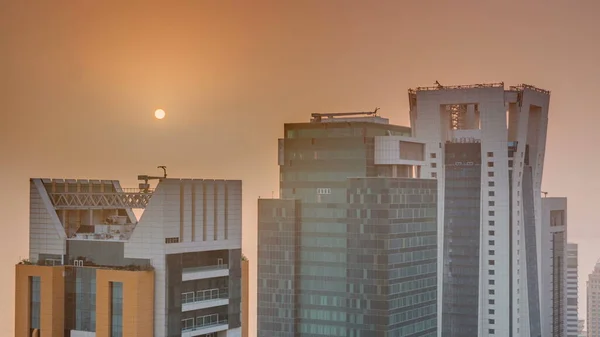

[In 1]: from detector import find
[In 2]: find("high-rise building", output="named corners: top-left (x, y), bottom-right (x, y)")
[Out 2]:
top-left (257, 114), bottom-right (438, 337)
top-left (567, 243), bottom-right (579, 337)
top-left (408, 82), bottom-right (550, 337)
top-left (242, 256), bottom-right (249, 337)
top-left (15, 177), bottom-right (243, 337)
top-left (587, 261), bottom-right (600, 337)
top-left (540, 197), bottom-right (568, 337)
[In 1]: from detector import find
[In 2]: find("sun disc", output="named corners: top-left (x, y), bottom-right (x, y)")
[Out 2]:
top-left (155, 109), bottom-right (166, 120)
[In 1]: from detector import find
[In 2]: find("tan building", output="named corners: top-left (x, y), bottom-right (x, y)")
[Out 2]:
top-left (15, 176), bottom-right (243, 337)
top-left (15, 264), bottom-right (154, 337)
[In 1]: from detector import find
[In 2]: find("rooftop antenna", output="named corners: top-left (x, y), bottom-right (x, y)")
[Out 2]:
top-left (158, 166), bottom-right (167, 178)
top-left (542, 191), bottom-right (548, 198)
top-left (435, 80), bottom-right (443, 89)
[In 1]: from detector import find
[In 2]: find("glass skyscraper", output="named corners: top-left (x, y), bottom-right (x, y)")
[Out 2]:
top-left (258, 114), bottom-right (438, 337)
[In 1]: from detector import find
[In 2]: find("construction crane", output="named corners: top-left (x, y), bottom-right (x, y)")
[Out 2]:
top-left (311, 108), bottom-right (379, 122)
top-left (138, 166), bottom-right (168, 192)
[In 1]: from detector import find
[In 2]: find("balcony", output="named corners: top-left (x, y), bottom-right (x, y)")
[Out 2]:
top-left (182, 264), bottom-right (229, 281)
top-left (181, 288), bottom-right (229, 311)
top-left (181, 314), bottom-right (228, 337)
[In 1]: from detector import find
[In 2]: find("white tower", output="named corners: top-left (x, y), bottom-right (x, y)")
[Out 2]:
top-left (408, 82), bottom-right (550, 337)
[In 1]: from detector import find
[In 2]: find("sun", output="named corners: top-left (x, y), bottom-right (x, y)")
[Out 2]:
top-left (154, 109), bottom-right (166, 120)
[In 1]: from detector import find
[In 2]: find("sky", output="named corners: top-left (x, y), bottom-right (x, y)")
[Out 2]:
top-left (2, 0), bottom-right (600, 335)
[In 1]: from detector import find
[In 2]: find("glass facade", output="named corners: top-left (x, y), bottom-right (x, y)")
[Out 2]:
top-left (64, 267), bottom-right (97, 331)
top-left (442, 143), bottom-right (481, 337)
top-left (257, 199), bottom-right (300, 337)
top-left (30, 276), bottom-right (41, 331)
top-left (348, 178), bottom-right (437, 337)
top-left (523, 167), bottom-right (541, 337)
top-left (552, 231), bottom-right (565, 336)
top-left (258, 121), bottom-right (436, 337)
top-left (111, 282), bottom-right (123, 337)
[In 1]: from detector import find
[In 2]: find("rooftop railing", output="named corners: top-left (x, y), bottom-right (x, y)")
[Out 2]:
top-left (408, 82), bottom-right (504, 94)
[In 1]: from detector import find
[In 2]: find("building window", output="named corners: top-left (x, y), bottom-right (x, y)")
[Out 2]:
top-left (489, 319), bottom-right (495, 324)
top-left (489, 309), bottom-right (495, 314)
top-left (489, 280), bottom-right (495, 285)
top-left (488, 162), bottom-right (494, 167)
top-left (488, 172), bottom-right (494, 177)
top-left (430, 153), bottom-right (437, 159)
top-left (489, 299), bottom-right (495, 304)
top-left (489, 240), bottom-right (495, 246)
top-left (489, 290), bottom-right (495, 295)
top-left (182, 318), bottom-right (195, 331)
top-left (30, 276), bottom-right (41, 330)
top-left (489, 260), bottom-right (495, 266)
top-left (489, 329), bottom-right (495, 334)
top-left (431, 172), bottom-right (437, 178)
top-left (489, 201), bottom-right (495, 206)
top-left (317, 188), bottom-right (331, 195)
top-left (489, 250), bottom-right (495, 256)
top-left (508, 160), bottom-right (513, 167)
top-left (489, 191), bottom-right (495, 197)
top-left (489, 181), bottom-right (495, 187)
top-left (489, 220), bottom-right (495, 226)
top-left (489, 230), bottom-right (495, 236)
top-left (111, 282), bottom-right (123, 337)
top-left (489, 270), bottom-right (495, 275)
top-left (431, 162), bottom-right (437, 168)
top-left (487, 152), bottom-right (493, 157)
top-left (489, 211), bottom-right (495, 216)
top-left (165, 237), bottom-right (179, 244)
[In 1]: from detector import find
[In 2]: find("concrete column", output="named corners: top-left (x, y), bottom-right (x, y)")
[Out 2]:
top-left (465, 104), bottom-right (477, 129)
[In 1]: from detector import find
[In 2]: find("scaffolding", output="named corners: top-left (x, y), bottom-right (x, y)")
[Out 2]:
top-left (48, 190), bottom-right (154, 209)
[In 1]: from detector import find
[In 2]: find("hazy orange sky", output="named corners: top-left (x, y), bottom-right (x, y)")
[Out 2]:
top-left (2, 1), bottom-right (600, 335)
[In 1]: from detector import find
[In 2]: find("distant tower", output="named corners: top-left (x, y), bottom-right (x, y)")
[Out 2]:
top-left (540, 198), bottom-right (568, 337)
top-left (567, 243), bottom-right (579, 337)
top-left (587, 260), bottom-right (600, 337)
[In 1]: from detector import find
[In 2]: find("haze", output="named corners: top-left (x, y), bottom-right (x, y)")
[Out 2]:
top-left (2, 1), bottom-right (600, 336)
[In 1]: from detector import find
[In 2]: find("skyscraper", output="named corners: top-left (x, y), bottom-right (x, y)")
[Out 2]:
top-left (242, 255), bottom-right (249, 337)
top-left (587, 261), bottom-right (600, 337)
top-left (567, 243), bottom-right (579, 337)
top-left (257, 82), bottom-right (551, 337)
top-left (15, 177), bottom-right (243, 337)
top-left (540, 197), bottom-right (568, 337)
top-left (257, 113), bottom-right (438, 337)
top-left (408, 82), bottom-right (550, 337)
